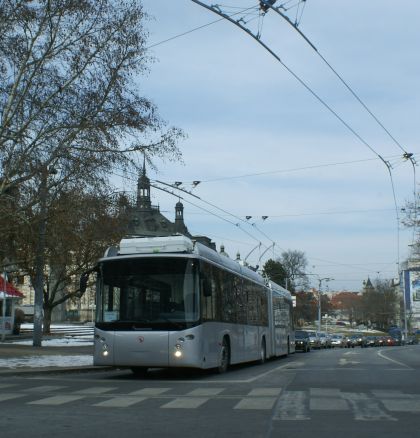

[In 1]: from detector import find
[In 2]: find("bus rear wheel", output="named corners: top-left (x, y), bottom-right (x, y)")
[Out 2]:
top-left (217, 337), bottom-right (230, 374)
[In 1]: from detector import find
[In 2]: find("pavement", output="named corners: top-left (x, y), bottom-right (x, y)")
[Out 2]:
top-left (0, 333), bottom-right (98, 375)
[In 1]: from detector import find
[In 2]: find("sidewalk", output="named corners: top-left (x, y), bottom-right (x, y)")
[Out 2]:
top-left (0, 333), bottom-right (97, 374)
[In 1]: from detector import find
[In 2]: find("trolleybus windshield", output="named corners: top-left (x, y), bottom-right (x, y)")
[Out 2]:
top-left (97, 257), bottom-right (199, 330)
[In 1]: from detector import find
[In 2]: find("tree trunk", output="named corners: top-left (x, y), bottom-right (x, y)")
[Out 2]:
top-left (43, 306), bottom-right (52, 334)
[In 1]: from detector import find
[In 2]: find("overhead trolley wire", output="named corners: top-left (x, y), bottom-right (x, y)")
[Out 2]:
top-left (190, 0), bottom-right (408, 275)
top-left (263, 1), bottom-right (418, 257)
top-left (111, 168), bottom-right (397, 282)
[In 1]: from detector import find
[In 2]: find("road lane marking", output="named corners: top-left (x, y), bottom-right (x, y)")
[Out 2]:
top-left (161, 397), bottom-right (209, 409)
top-left (343, 392), bottom-right (397, 421)
top-left (129, 387), bottom-right (171, 396)
top-left (26, 385), bottom-right (67, 393)
top-left (93, 396), bottom-right (147, 407)
top-left (310, 388), bottom-right (341, 397)
top-left (371, 390), bottom-right (413, 399)
top-left (186, 388), bottom-right (225, 396)
top-left (381, 399), bottom-right (420, 412)
top-left (377, 350), bottom-right (413, 369)
top-left (28, 395), bottom-right (85, 405)
top-left (73, 386), bottom-right (117, 394)
top-left (273, 391), bottom-right (310, 420)
top-left (247, 388), bottom-right (282, 397)
top-left (234, 397), bottom-right (277, 410)
top-left (0, 393), bottom-right (26, 402)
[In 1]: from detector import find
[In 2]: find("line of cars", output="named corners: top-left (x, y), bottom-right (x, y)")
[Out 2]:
top-left (294, 330), bottom-right (334, 352)
top-left (294, 330), bottom-right (413, 352)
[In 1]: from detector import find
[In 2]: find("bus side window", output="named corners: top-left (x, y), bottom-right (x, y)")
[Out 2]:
top-left (201, 272), bottom-right (212, 297)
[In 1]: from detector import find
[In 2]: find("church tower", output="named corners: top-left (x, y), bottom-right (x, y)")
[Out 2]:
top-left (174, 200), bottom-right (188, 234)
top-left (137, 157), bottom-right (151, 210)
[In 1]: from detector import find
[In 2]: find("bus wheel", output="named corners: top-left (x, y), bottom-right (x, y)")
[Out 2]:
top-left (259, 338), bottom-right (266, 364)
top-left (131, 367), bottom-right (148, 377)
top-left (217, 337), bottom-right (230, 374)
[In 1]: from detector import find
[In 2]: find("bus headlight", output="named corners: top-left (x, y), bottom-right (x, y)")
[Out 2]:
top-left (174, 343), bottom-right (183, 358)
top-left (96, 336), bottom-right (109, 357)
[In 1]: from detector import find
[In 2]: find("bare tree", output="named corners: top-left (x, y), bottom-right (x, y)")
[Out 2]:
top-left (15, 188), bottom-right (128, 333)
top-left (0, 0), bottom-right (183, 197)
top-left (280, 249), bottom-right (308, 290)
top-left (360, 279), bottom-right (399, 330)
top-left (0, 1), bottom-right (184, 345)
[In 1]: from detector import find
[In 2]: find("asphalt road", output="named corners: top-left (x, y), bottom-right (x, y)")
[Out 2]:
top-left (1, 345), bottom-right (419, 438)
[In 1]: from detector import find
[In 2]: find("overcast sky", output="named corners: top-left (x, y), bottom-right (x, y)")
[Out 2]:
top-left (119, 0), bottom-right (420, 292)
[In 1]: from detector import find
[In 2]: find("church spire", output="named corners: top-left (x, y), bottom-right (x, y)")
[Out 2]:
top-left (174, 199), bottom-right (187, 234)
top-left (137, 155), bottom-right (151, 209)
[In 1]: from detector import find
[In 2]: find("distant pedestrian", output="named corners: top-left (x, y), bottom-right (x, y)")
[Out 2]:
top-left (13, 308), bottom-right (25, 335)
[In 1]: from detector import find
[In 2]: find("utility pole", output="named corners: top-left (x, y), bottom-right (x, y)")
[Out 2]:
top-left (318, 277), bottom-right (332, 331)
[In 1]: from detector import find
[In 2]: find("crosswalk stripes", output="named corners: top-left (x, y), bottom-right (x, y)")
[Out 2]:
top-left (161, 397), bottom-right (209, 409)
top-left (93, 396), bottom-right (147, 408)
top-left (272, 390), bottom-right (310, 421)
top-left (26, 385), bottom-right (67, 393)
top-left (73, 386), bottom-right (118, 395)
top-left (1, 384), bottom-right (420, 419)
top-left (129, 388), bottom-right (171, 396)
top-left (28, 395), bottom-right (86, 406)
top-left (0, 393), bottom-right (26, 402)
top-left (342, 392), bottom-right (397, 421)
top-left (234, 396), bottom-right (277, 410)
top-left (310, 387), bottom-right (349, 411)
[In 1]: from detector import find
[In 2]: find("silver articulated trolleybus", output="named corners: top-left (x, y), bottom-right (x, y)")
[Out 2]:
top-left (83, 235), bottom-right (294, 374)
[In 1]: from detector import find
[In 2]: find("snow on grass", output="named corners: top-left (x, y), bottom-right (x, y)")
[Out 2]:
top-left (12, 336), bottom-right (93, 347)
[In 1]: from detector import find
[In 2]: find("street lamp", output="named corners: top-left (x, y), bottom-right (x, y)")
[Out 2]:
top-left (318, 277), bottom-right (333, 331)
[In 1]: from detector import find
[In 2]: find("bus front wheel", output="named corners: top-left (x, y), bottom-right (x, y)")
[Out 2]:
top-left (217, 337), bottom-right (230, 374)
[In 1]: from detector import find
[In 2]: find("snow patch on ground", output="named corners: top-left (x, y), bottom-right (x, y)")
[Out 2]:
top-left (2, 332), bottom-right (94, 369)
top-left (12, 336), bottom-right (93, 347)
top-left (0, 355), bottom-right (93, 369)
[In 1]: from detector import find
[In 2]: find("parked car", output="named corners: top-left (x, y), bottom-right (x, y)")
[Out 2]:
top-left (350, 334), bottom-right (364, 347)
top-left (406, 335), bottom-right (419, 345)
top-left (318, 332), bottom-right (332, 349)
top-left (342, 335), bottom-right (355, 348)
top-left (330, 334), bottom-right (345, 348)
top-left (364, 336), bottom-right (378, 347)
top-left (383, 336), bottom-right (396, 346)
top-left (376, 336), bottom-right (386, 347)
top-left (306, 331), bottom-right (321, 349)
top-left (294, 330), bottom-right (311, 352)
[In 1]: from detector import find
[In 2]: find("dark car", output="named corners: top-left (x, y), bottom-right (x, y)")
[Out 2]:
top-left (383, 336), bottom-right (396, 346)
top-left (350, 334), bottom-right (364, 347)
top-left (342, 335), bottom-right (355, 348)
top-left (406, 335), bottom-right (419, 345)
top-left (364, 336), bottom-right (378, 347)
top-left (295, 330), bottom-right (311, 352)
